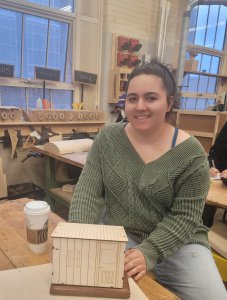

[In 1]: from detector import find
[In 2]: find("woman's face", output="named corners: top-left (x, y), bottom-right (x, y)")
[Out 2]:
top-left (125, 74), bottom-right (173, 133)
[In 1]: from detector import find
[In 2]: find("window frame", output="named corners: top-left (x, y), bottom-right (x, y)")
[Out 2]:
top-left (0, 0), bottom-right (75, 93)
top-left (181, 4), bottom-right (227, 111)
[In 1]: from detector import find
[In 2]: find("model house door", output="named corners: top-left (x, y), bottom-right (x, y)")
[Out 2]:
top-left (95, 242), bottom-right (119, 288)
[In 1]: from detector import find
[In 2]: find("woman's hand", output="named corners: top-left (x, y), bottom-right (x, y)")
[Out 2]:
top-left (210, 167), bottom-right (220, 177)
top-left (124, 248), bottom-right (147, 281)
top-left (221, 169), bottom-right (227, 178)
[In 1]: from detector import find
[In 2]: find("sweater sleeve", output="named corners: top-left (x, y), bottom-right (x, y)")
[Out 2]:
top-left (68, 133), bottom-right (105, 224)
top-left (136, 155), bottom-right (210, 271)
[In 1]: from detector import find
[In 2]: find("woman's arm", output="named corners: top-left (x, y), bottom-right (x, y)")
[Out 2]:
top-left (136, 155), bottom-right (210, 271)
top-left (68, 133), bottom-right (105, 224)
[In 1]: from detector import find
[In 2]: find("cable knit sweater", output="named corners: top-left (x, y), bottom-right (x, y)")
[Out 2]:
top-left (69, 122), bottom-right (210, 270)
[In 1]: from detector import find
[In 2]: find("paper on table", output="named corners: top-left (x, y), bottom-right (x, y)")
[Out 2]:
top-left (0, 264), bottom-right (149, 300)
top-left (211, 173), bottom-right (221, 180)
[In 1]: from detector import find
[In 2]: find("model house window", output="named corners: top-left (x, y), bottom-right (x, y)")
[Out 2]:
top-left (0, 6), bottom-right (73, 109)
top-left (26, 0), bottom-right (74, 13)
top-left (181, 5), bottom-right (227, 110)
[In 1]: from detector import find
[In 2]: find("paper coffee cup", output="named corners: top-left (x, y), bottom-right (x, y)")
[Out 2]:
top-left (24, 200), bottom-right (50, 254)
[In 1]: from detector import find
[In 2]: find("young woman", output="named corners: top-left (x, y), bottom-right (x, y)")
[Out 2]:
top-left (69, 60), bottom-right (227, 300)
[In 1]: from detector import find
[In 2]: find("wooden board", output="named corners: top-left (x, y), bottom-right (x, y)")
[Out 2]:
top-left (0, 264), bottom-right (149, 300)
top-left (31, 145), bottom-right (88, 168)
top-left (50, 274), bottom-right (130, 299)
top-left (43, 139), bottom-right (93, 155)
top-left (49, 188), bottom-right (73, 204)
top-left (0, 157), bottom-right (3, 174)
top-left (0, 173), bottom-right (7, 198)
top-left (206, 180), bottom-right (227, 209)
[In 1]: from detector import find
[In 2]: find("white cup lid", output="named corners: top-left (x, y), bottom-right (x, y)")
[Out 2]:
top-left (24, 201), bottom-right (50, 215)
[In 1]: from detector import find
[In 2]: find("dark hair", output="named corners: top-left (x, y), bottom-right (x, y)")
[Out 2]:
top-left (126, 59), bottom-right (179, 110)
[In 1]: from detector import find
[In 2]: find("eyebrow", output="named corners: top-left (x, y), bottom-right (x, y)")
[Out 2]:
top-left (127, 92), bottom-right (159, 97)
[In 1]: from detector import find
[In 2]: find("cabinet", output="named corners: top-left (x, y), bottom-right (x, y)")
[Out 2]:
top-left (108, 68), bottom-right (131, 103)
top-left (172, 110), bottom-right (227, 153)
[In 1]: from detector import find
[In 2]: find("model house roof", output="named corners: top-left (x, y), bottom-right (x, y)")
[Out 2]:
top-left (51, 222), bottom-right (128, 242)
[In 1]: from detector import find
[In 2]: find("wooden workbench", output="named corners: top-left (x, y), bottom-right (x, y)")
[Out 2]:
top-left (0, 198), bottom-right (180, 300)
top-left (206, 180), bottom-right (227, 209)
top-left (0, 121), bottom-right (105, 137)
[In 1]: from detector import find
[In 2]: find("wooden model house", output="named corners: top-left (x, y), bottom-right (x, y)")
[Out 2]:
top-left (51, 222), bottom-right (128, 289)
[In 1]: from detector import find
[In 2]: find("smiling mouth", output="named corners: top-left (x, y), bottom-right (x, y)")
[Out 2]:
top-left (135, 116), bottom-right (150, 119)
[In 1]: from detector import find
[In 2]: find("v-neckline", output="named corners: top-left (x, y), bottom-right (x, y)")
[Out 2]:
top-left (119, 123), bottom-right (193, 167)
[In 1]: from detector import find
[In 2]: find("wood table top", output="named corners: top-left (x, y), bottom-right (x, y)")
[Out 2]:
top-left (0, 198), bottom-right (179, 300)
top-left (206, 179), bottom-right (227, 209)
top-left (31, 145), bottom-right (87, 168)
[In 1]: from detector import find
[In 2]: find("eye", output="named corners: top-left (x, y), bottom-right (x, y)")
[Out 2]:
top-left (146, 95), bottom-right (157, 102)
top-left (127, 96), bottom-right (137, 103)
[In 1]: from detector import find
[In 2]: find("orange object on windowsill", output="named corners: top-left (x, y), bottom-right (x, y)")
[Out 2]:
top-left (42, 99), bottom-right (50, 109)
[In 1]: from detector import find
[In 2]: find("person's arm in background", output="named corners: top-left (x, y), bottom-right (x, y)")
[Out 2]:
top-left (208, 121), bottom-right (227, 176)
top-left (68, 132), bottom-right (105, 224)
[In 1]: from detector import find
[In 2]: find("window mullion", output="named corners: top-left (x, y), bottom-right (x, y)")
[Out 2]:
top-left (213, 5), bottom-right (221, 50)
top-left (46, 19), bottom-right (50, 67)
top-left (21, 13), bottom-right (25, 78)
top-left (203, 5), bottom-right (210, 47)
top-left (193, 6), bottom-right (200, 44)
top-left (64, 24), bottom-right (70, 82)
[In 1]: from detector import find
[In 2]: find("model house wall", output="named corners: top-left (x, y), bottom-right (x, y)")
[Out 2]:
top-left (51, 222), bottom-right (128, 288)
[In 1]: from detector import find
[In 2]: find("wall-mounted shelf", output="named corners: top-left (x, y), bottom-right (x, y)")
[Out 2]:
top-left (108, 68), bottom-right (132, 103)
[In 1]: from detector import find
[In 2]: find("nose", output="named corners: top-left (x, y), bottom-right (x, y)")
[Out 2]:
top-left (136, 98), bottom-right (146, 110)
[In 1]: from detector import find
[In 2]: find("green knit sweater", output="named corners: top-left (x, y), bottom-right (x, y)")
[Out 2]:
top-left (69, 122), bottom-right (210, 270)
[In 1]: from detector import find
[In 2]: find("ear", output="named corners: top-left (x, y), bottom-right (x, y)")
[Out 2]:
top-left (167, 96), bottom-right (174, 112)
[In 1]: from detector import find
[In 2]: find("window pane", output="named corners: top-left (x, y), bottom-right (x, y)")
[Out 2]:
top-left (0, 9), bottom-right (22, 77)
top-left (47, 20), bottom-right (69, 81)
top-left (205, 98), bottom-right (216, 109)
top-left (188, 6), bottom-right (198, 44)
top-left (205, 5), bottom-right (219, 48)
top-left (197, 75), bottom-right (209, 93)
top-left (28, 88), bottom-right (51, 109)
top-left (196, 53), bottom-right (202, 71)
top-left (194, 6), bottom-right (209, 46)
top-left (207, 77), bottom-right (217, 94)
top-left (26, 0), bottom-right (74, 12)
top-left (215, 5), bottom-right (227, 50)
top-left (1, 86), bottom-right (26, 109)
top-left (195, 98), bottom-right (206, 110)
top-left (52, 89), bottom-right (72, 109)
top-left (182, 74), bottom-right (189, 92)
top-left (210, 56), bottom-right (220, 74)
top-left (185, 98), bottom-right (197, 110)
top-left (50, 0), bottom-right (74, 12)
top-left (200, 54), bottom-right (211, 73)
top-left (26, 0), bottom-right (49, 6)
top-left (23, 15), bottom-right (48, 78)
top-left (187, 74), bottom-right (199, 92)
top-left (180, 97), bottom-right (187, 109)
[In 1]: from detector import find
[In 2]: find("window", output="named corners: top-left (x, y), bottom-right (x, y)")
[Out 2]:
top-left (0, 9), bottom-right (22, 77)
top-left (0, 86), bottom-right (26, 110)
top-left (0, 5), bottom-right (73, 110)
top-left (181, 5), bottom-right (227, 110)
top-left (52, 90), bottom-right (72, 109)
top-left (28, 88), bottom-right (51, 110)
top-left (0, 8), bottom-right (70, 81)
top-left (26, 0), bottom-right (74, 13)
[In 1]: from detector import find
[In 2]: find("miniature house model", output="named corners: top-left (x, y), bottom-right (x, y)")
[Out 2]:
top-left (51, 222), bottom-right (128, 289)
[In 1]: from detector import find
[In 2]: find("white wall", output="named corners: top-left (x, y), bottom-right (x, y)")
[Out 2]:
top-left (100, 0), bottom-right (183, 121)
